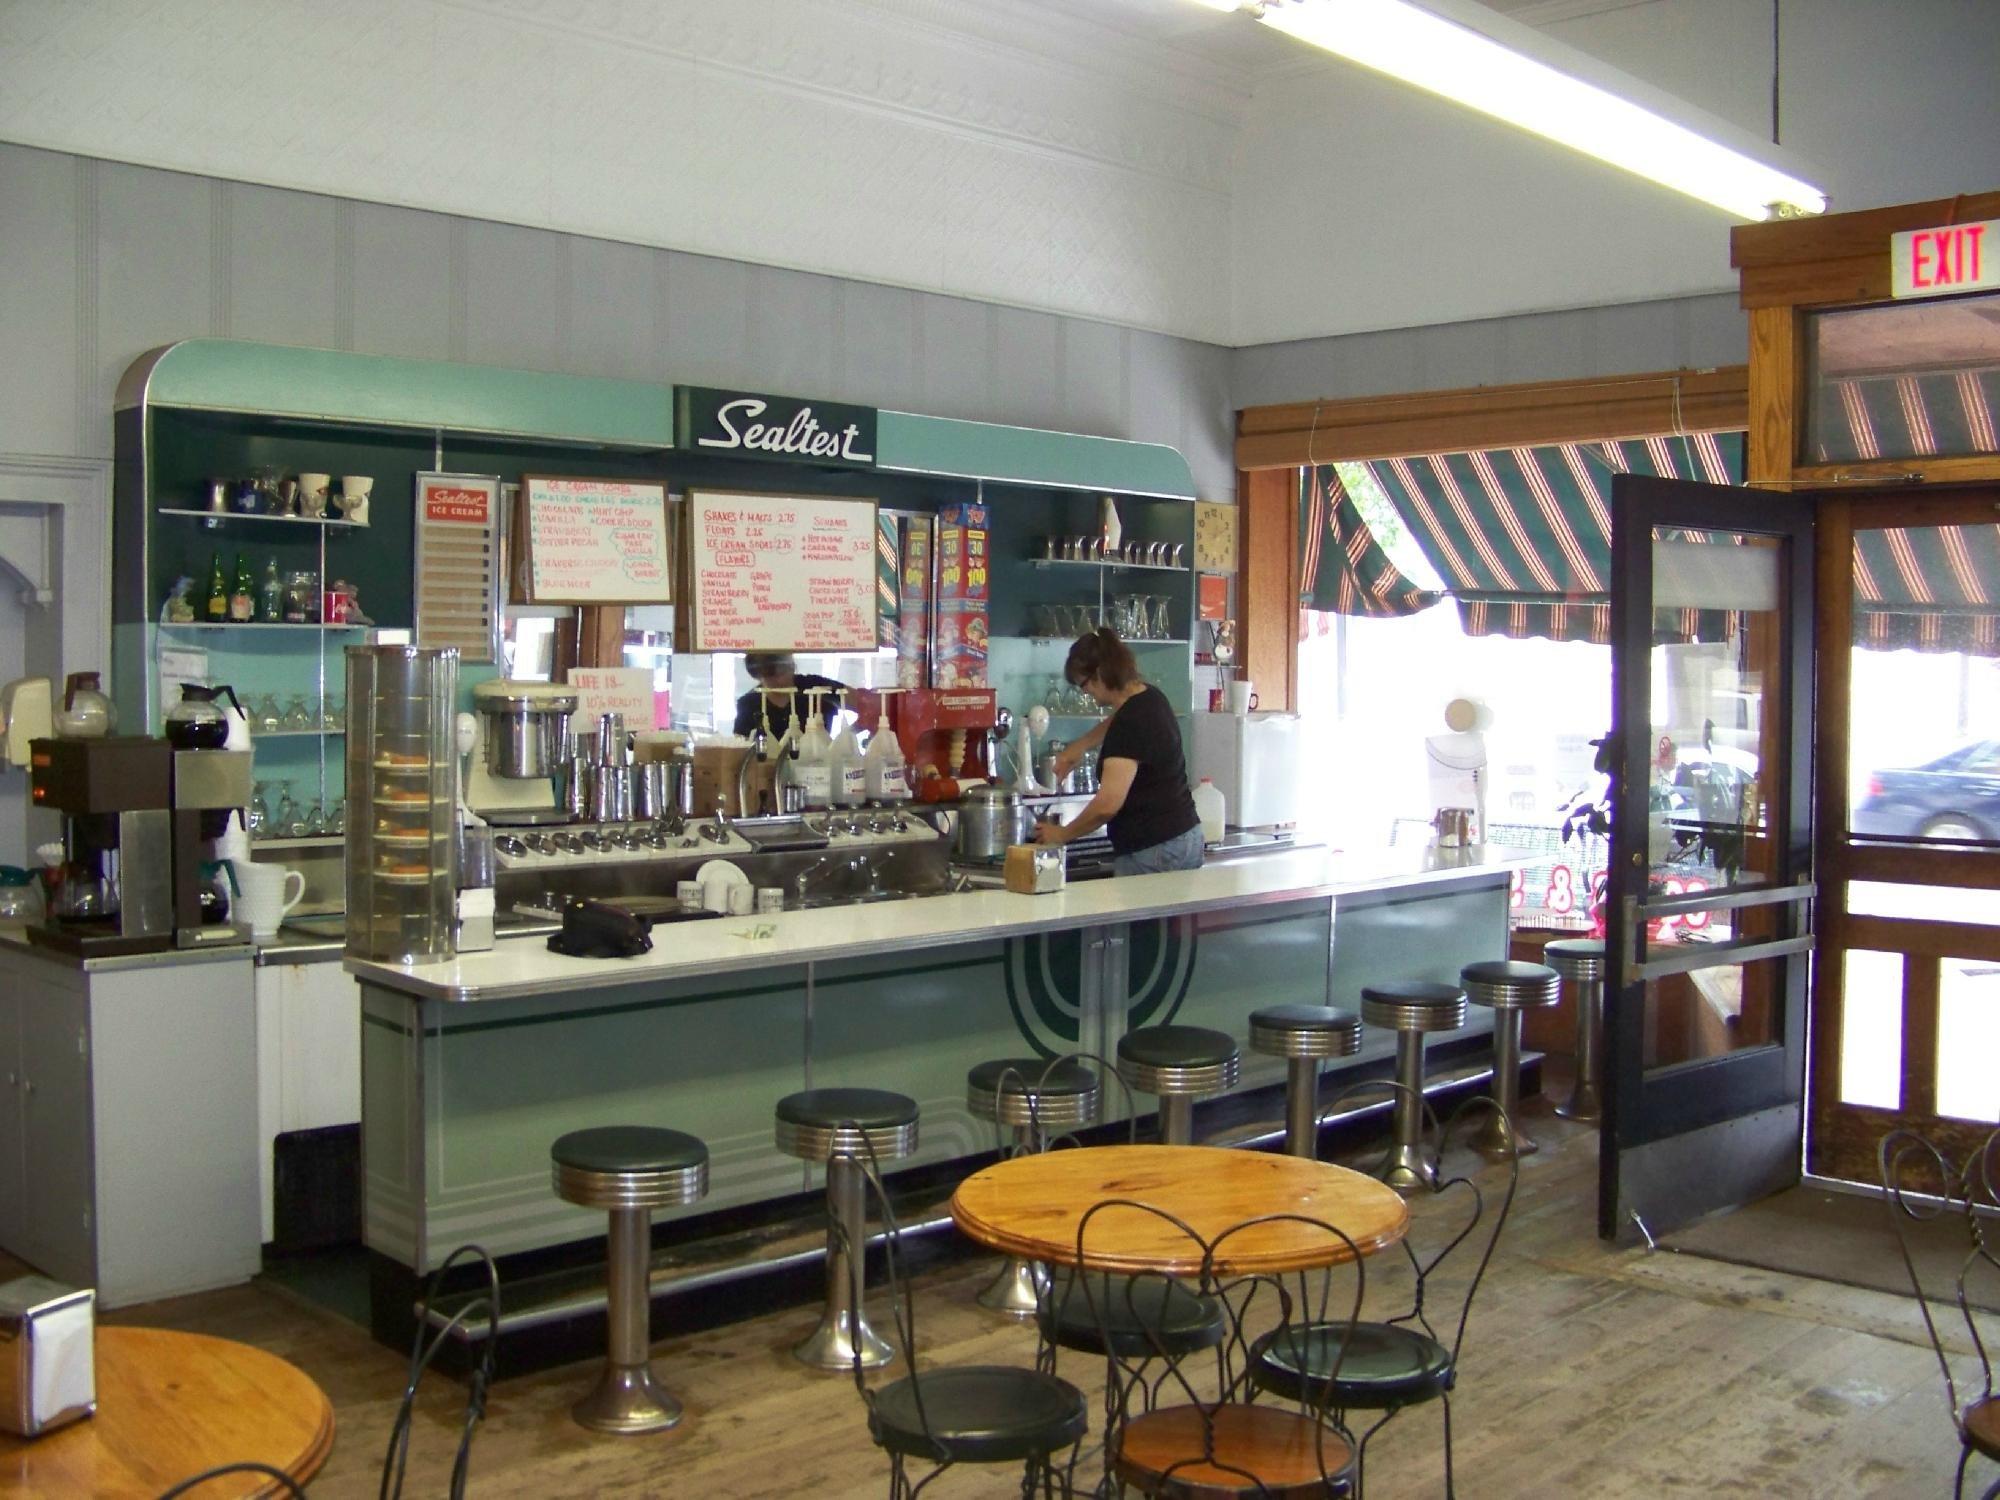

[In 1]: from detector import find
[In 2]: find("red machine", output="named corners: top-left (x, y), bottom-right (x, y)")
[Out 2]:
top-left (850, 686), bottom-right (997, 795)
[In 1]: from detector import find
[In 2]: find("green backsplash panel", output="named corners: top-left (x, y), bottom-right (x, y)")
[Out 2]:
top-left (139, 339), bottom-right (673, 448)
top-left (878, 411), bottom-right (1197, 498)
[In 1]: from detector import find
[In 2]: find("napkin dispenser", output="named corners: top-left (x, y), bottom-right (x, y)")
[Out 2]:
top-left (1003, 843), bottom-right (1066, 894)
top-left (0, 1275), bottom-right (96, 1438)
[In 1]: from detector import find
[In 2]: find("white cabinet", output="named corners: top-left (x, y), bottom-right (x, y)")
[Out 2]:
top-left (254, 958), bottom-right (362, 1241)
top-left (0, 940), bottom-right (259, 1307)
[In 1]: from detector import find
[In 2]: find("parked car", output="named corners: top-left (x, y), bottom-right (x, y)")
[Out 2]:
top-left (1851, 740), bottom-right (2000, 841)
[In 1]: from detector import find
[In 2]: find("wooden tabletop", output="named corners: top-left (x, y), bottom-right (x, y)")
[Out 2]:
top-left (950, 1145), bottom-right (1409, 1276)
top-left (0, 1326), bottom-right (335, 1499)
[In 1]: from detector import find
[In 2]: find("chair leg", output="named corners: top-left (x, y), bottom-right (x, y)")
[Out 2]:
top-left (1441, 1391), bottom-right (1456, 1500)
top-left (1354, 1410), bottom-right (1398, 1500)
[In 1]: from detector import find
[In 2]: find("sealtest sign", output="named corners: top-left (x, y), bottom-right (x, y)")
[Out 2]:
top-left (676, 386), bottom-right (877, 469)
top-left (1891, 219), bottom-right (1997, 300)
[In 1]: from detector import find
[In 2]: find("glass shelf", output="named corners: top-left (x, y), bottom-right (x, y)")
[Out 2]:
top-left (1000, 634), bottom-right (1189, 645)
top-left (249, 729), bottom-right (346, 739)
top-left (251, 834), bottom-right (345, 851)
top-left (1031, 558), bottom-right (1189, 573)
top-left (157, 508), bottom-right (367, 530)
top-left (160, 621), bottom-right (370, 632)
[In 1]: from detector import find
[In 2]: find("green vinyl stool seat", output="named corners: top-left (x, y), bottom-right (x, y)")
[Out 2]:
top-left (774, 1087), bottom-right (920, 1372)
top-left (548, 1125), bottom-right (711, 1435)
top-left (966, 1058), bottom-right (1101, 1319)
top-left (1039, 1271), bottom-right (1227, 1361)
top-left (867, 1365), bottom-right (1089, 1466)
top-left (1249, 1004), bottom-right (1364, 1157)
top-left (1116, 1025), bottom-right (1241, 1145)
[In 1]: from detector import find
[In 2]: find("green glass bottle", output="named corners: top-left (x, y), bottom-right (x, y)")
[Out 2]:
top-left (229, 553), bottom-right (255, 622)
top-left (205, 550), bottom-right (228, 620)
top-left (258, 558), bottom-right (282, 623)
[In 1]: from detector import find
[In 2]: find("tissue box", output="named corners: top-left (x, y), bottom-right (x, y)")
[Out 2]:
top-left (1004, 844), bottom-right (1066, 894)
top-left (0, 1275), bottom-right (96, 1438)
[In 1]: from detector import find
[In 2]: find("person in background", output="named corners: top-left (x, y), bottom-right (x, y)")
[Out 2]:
top-left (1034, 627), bottom-right (1203, 875)
top-left (732, 652), bottom-right (845, 740)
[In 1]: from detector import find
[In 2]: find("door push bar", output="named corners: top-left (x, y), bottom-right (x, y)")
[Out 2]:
top-left (1620, 881), bottom-right (1817, 986)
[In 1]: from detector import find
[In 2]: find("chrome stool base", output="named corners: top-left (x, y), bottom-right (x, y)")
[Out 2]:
top-left (573, 1363), bottom-right (684, 1434)
top-left (977, 1254), bottom-right (1051, 1319)
top-left (795, 1306), bottom-right (896, 1371)
top-left (1359, 984), bottom-right (1468, 1195)
top-left (1249, 1005), bottom-right (1363, 1158)
top-left (1547, 939), bottom-right (1607, 1125)
top-left (1553, 1080), bottom-right (1603, 1123)
top-left (1463, 961), bottom-right (1561, 1160)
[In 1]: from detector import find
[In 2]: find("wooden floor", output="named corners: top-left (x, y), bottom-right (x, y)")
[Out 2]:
top-left (27, 1096), bottom-right (1984, 1498)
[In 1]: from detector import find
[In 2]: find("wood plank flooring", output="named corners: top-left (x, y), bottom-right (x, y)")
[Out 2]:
top-left (9, 1098), bottom-right (1980, 1497)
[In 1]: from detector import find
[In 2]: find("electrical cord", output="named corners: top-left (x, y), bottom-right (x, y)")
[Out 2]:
top-left (379, 1242), bottom-right (502, 1500)
top-left (156, 1460), bottom-right (309, 1498)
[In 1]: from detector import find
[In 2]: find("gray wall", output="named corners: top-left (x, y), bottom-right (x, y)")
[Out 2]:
top-left (0, 140), bottom-right (1237, 868)
top-left (1230, 293), bottom-right (1748, 409)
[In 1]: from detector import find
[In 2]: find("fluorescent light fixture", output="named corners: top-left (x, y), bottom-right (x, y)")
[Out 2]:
top-left (1237, 0), bottom-right (1827, 221)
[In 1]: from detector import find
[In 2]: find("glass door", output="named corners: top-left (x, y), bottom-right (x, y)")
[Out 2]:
top-left (1601, 475), bottom-right (1817, 1243)
top-left (1809, 489), bottom-right (2000, 1184)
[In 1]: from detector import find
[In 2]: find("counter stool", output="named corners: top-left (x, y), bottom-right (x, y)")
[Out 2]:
top-left (1359, 982), bottom-right (1469, 1192)
top-left (550, 1125), bottom-right (710, 1434)
top-left (1546, 938), bottom-right (1607, 1124)
top-left (966, 1057), bottom-right (1101, 1318)
top-left (1461, 959), bottom-right (1561, 1161)
top-left (775, 1087), bottom-right (920, 1370)
top-left (1116, 1025), bottom-right (1241, 1146)
top-left (1249, 1004), bottom-right (1363, 1158)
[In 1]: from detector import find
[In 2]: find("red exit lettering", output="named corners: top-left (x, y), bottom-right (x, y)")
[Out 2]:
top-left (1911, 224), bottom-right (1984, 288)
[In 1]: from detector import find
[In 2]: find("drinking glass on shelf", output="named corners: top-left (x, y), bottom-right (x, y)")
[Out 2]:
top-left (323, 696), bottom-right (345, 733)
top-left (281, 694), bottom-right (315, 732)
top-left (273, 782), bottom-right (303, 840)
top-left (251, 694), bottom-right (282, 735)
top-left (304, 800), bottom-right (327, 838)
top-left (248, 782), bottom-right (271, 839)
top-left (329, 797), bottom-right (346, 836)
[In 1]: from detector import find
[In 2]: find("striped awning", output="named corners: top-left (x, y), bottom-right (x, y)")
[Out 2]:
top-left (1855, 523), bottom-right (2000, 654)
top-left (1360, 433), bottom-right (1743, 644)
top-left (1811, 366), bottom-right (2000, 465)
top-left (1297, 466), bottom-right (1438, 617)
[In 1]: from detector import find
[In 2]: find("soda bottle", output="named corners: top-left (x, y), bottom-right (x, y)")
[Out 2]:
top-left (229, 553), bottom-right (255, 622)
top-left (205, 551), bottom-right (228, 620)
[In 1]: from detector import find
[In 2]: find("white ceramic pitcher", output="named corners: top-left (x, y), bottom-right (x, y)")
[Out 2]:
top-left (231, 858), bottom-right (305, 938)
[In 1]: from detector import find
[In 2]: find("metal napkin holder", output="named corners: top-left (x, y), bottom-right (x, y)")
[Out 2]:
top-left (0, 1275), bottom-right (97, 1438)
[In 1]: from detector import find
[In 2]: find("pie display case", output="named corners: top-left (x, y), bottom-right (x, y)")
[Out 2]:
top-left (344, 645), bottom-right (459, 963)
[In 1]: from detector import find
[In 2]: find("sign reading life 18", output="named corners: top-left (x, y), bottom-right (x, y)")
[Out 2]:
top-left (676, 387), bottom-right (878, 469)
top-left (1891, 219), bottom-right (1996, 300)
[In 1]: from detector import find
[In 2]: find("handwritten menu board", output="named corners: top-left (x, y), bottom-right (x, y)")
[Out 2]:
top-left (522, 475), bottom-right (671, 604)
top-left (687, 489), bottom-right (878, 652)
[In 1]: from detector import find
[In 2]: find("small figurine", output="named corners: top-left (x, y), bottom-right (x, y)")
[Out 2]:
top-left (163, 575), bottom-right (197, 624)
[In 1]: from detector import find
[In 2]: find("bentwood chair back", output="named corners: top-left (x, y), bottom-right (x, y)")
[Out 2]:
top-left (1879, 1126), bottom-right (2000, 1500)
top-left (833, 1129), bottom-right (1089, 1499)
top-left (1074, 1197), bottom-right (1367, 1498)
top-left (1248, 1089), bottom-right (1519, 1499)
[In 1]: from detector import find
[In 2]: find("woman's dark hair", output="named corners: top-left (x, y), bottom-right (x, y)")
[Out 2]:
top-left (1065, 627), bottom-right (1138, 691)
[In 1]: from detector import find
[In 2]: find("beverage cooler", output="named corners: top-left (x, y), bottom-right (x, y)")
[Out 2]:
top-left (344, 645), bottom-right (458, 963)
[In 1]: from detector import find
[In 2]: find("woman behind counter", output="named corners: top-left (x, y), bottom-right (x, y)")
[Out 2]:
top-left (1034, 627), bottom-right (1204, 875)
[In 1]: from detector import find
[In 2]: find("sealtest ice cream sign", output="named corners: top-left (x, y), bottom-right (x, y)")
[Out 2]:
top-left (677, 386), bottom-right (877, 469)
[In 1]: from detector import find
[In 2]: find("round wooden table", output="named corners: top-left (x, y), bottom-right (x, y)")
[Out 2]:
top-left (0, 1326), bottom-right (335, 1499)
top-left (950, 1144), bottom-right (1410, 1276)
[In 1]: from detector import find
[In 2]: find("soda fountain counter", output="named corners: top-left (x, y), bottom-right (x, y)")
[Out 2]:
top-left (345, 840), bottom-right (1532, 1346)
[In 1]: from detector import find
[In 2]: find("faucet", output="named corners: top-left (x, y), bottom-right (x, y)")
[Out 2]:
top-left (699, 800), bottom-right (734, 844)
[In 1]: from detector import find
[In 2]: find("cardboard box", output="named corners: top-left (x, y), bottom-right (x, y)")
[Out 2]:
top-left (932, 601), bottom-right (989, 687)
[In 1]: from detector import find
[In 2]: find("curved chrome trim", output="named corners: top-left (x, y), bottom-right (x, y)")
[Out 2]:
top-left (1249, 1016), bottom-right (1363, 1059)
top-left (1116, 1052), bottom-right (1240, 1098)
top-left (773, 1118), bottom-right (919, 1163)
top-left (552, 1160), bottom-right (709, 1211)
top-left (1361, 995), bottom-right (1469, 1032)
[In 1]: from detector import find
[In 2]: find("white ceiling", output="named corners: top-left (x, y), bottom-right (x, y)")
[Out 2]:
top-left (0, 0), bottom-right (1994, 350)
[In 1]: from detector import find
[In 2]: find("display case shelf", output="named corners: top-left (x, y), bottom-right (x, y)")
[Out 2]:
top-left (159, 622), bottom-right (370, 632)
top-left (248, 729), bottom-right (346, 739)
top-left (1030, 558), bottom-right (1189, 573)
top-left (156, 508), bottom-right (368, 530)
top-left (999, 634), bottom-right (1189, 646)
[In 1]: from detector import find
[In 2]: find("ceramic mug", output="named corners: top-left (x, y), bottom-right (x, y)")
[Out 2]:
top-left (339, 475), bottom-right (373, 526)
top-left (231, 858), bottom-right (305, 938)
top-left (296, 472), bottom-right (331, 516)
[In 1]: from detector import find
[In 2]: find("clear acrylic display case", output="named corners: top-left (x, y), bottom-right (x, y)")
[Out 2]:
top-left (344, 645), bottom-right (459, 962)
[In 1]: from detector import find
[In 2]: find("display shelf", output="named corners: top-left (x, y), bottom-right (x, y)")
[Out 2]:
top-left (998, 634), bottom-right (1189, 645)
top-left (156, 508), bottom-right (368, 529)
top-left (159, 621), bottom-right (371, 632)
top-left (249, 729), bottom-right (347, 739)
top-left (1030, 558), bottom-right (1190, 573)
top-left (251, 835), bottom-right (344, 851)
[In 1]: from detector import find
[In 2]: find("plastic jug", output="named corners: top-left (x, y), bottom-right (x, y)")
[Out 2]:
top-left (827, 692), bottom-right (867, 808)
top-left (1193, 777), bottom-right (1226, 845)
top-left (863, 689), bottom-right (909, 803)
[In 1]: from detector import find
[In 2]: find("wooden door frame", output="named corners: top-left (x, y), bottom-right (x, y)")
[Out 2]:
top-left (1810, 486), bottom-right (2000, 1182)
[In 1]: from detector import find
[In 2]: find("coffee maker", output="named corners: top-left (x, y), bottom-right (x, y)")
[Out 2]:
top-left (28, 736), bottom-right (253, 955)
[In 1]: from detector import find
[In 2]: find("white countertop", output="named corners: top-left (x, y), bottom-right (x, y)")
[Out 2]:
top-left (348, 843), bottom-right (1528, 1005)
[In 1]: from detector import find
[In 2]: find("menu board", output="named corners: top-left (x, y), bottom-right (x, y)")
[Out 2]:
top-left (414, 472), bottom-right (501, 661)
top-left (687, 488), bottom-right (878, 652)
top-left (521, 475), bottom-right (671, 604)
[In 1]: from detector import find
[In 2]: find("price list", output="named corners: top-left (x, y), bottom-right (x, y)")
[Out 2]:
top-left (689, 490), bottom-right (878, 652)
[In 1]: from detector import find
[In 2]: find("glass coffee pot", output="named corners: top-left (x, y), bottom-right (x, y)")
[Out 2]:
top-left (164, 682), bottom-right (245, 751)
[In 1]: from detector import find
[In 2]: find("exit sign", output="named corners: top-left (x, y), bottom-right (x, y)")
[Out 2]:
top-left (1891, 219), bottom-right (1996, 299)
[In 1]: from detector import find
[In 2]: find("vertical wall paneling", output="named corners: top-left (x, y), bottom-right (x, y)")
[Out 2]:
top-left (1059, 318), bottom-right (1125, 441)
top-left (916, 292), bottom-right (992, 421)
top-left (349, 202), bottom-right (453, 362)
top-left (661, 251), bottom-right (755, 392)
top-left (746, 264), bottom-right (838, 401)
top-left (835, 279), bottom-right (921, 415)
top-left (223, 182), bottom-right (342, 352)
top-left (566, 236), bottom-right (662, 386)
top-left (0, 147), bottom-right (82, 459)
